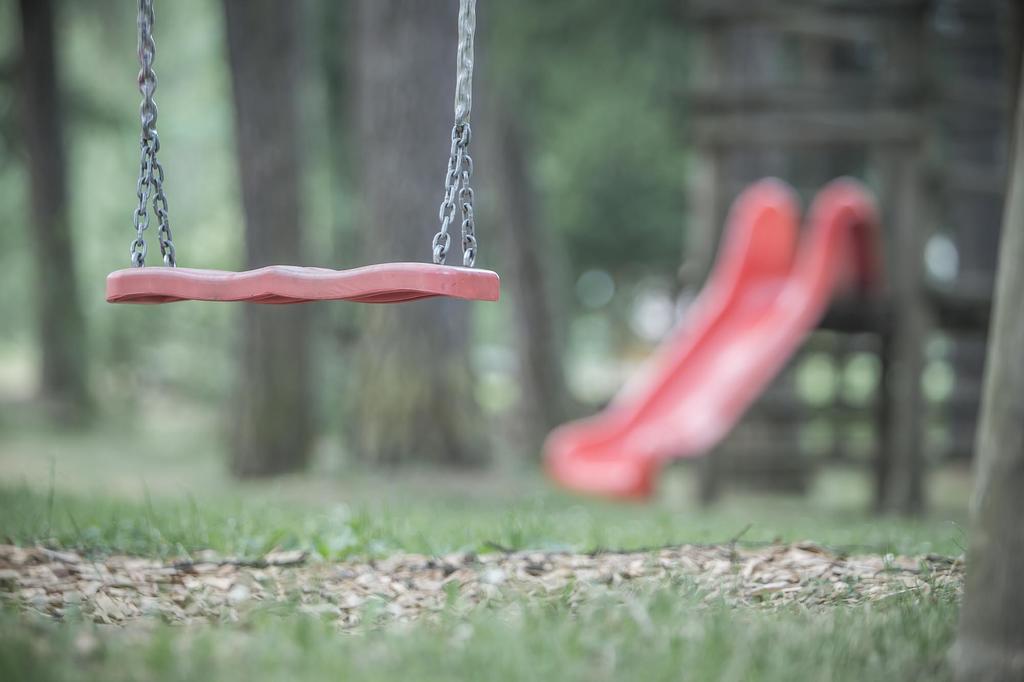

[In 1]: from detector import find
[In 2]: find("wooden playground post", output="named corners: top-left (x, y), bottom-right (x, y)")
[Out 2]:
top-left (875, 149), bottom-right (928, 515)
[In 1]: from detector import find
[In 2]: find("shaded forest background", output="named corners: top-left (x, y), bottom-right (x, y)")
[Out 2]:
top-left (0, 0), bottom-right (688, 464)
top-left (0, 0), bottom-right (1015, 505)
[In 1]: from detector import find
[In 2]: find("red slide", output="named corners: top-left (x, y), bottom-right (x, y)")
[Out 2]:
top-left (544, 178), bottom-right (880, 499)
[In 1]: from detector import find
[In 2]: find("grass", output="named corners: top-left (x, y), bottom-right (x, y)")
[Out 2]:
top-left (0, 413), bottom-right (970, 681)
top-left (0, 476), bottom-right (968, 560)
top-left (0, 580), bottom-right (958, 682)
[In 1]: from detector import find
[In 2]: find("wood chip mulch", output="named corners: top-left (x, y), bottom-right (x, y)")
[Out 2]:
top-left (0, 542), bottom-right (962, 629)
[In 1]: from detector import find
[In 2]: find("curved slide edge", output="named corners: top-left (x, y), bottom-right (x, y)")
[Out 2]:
top-left (544, 178), bottom-right (879, 499)
top-left (106, 262), bottom-right (501, 304)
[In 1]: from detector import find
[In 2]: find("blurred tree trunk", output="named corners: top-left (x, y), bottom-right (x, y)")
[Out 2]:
top-left (487, 97), bottom-right (567, 454)
top-left (318, 0), bottom-right (361, 350)
top-left (320, 0), bottom-right (355, 262)
top-left (348, 0), bottom-right (484, 466)
top-left (223, 0), bottom-right (313, 477)
top-left (951, 51), bottom-right (1024, 682)
top-left (16, 0), bottom-right (90, 420)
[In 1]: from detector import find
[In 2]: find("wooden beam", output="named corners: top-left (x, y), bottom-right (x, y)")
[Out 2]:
top-left (688, 82), bottom-right (925, 113)
top-left (692, 111), bottom-right (926, 146)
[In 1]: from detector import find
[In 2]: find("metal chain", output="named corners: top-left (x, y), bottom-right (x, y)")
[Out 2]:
top-left (432, 0), bottom-right (478, 267)
top-left (130, 0), bottom-right (176, 268)
top-left (453, 0), bottom-right (475, 127)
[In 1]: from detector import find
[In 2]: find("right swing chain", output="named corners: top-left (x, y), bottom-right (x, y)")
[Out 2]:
top-left (131, 0), bottom-right (176, 268)
top-left (432, 0), bottom-right (478, 268)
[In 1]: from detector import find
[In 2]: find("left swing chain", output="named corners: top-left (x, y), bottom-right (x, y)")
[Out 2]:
top-left (131, 0), bottom-right (176, 268)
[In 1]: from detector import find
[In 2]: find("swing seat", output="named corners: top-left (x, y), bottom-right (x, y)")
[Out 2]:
top-left (106, 262), bottom-right (500, 304)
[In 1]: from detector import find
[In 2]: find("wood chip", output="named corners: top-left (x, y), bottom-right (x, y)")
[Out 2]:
top-left (0, 543), bottom-right (963, 630)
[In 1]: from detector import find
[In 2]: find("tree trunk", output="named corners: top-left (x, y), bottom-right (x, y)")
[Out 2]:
top-left (486, 97), bottom-right (567, 455)
top-left (223, 0), bottom-right (313, 477)
top-left (348, 0), bottom-right (484, 467)
top-left (951, 51), bottom-right (1024, 682)
top-left (317, 0), bottom-right (362, 351)
top-left (17, 0), bottom-right (90, 420)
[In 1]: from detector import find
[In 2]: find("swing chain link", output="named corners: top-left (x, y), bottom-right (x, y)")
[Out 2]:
top-left (432, 0), bottom-right (478, 268)
top-left (433, 123), bottom-right (476, 266)
top-left (130, 0), bottom-right (176, 268)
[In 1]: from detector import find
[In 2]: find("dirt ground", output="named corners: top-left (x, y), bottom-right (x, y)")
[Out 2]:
top-left (0, 542), bottom-right (963, 629)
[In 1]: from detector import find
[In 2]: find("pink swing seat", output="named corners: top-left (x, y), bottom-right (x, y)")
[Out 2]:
top-left (106, 262), bottom-right (500, 304)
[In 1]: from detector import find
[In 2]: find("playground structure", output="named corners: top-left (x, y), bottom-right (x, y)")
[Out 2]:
top-left (545, 0), bottom-right (1014, 506)
top-left (680, 0), bottom-right (933, 510)
top-left (545, 178), bottom-right (879, 498)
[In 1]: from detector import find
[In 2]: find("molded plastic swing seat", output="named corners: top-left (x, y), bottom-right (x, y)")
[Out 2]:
top-left (106, 262), bottom-right (500, 304)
